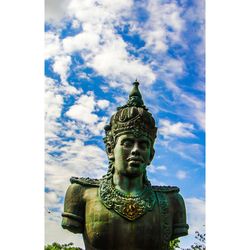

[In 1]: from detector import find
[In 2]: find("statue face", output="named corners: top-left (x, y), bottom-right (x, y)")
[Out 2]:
top-left (113, 133), bottom-right (152, 177)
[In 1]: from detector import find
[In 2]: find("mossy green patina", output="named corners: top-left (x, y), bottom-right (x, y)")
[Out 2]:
top-left (62, 81), bottom-right (189, 250)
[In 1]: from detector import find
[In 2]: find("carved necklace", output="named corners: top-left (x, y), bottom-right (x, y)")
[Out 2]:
top-left (99, 177), bottom-right (156, 221)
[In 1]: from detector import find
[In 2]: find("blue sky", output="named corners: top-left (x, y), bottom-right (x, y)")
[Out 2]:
top-left (45, 0), bottom-right (205, 248)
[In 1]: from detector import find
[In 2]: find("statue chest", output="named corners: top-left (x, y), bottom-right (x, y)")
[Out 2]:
top-left (83, 188), bottom-right (173, 250)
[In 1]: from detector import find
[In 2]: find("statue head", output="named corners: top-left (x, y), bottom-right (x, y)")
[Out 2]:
top-left (103, 80), bottom-right (157, 181)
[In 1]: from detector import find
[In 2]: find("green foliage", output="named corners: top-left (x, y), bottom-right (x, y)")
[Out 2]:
top-left (181, 231), bottom-right (206, 250)
top-left (169, 238), bottom-right (180, 250)
top-left (44, 242), bottom-right (83, 250)
top-left (45, 231), bottom-right (206, 250)
top-left (168, 231), bottom-right (206, 250)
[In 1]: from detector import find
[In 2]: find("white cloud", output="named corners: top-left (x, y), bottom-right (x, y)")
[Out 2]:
top-left (164, 58), bottom-right (184, 76)
top-left (148, 164), bottom-right (168, 174)
top-left (90, 42), bottom-right (156, 88)
top-left (180, 94), bottom-right (205, 130)
top-left (77, 72), bottom-right (90, 80)
top-left (64, 92), bottom-right (110, 136)
top-left (52, 55), bottom-right (72, 83)
top-left (138, 0), bottom-right (184, 53)
top-left (169, 141), bottom-right (204, 165)
top-left (95, 117), bottom-right (108, 134)
top-left (185, 0), bottom-right (205, 57)
top-left (101, 0), bottom-right (133, 13)
top-left (45, 32), bottom-right (62, 60)
top-left (178, 196), bottom-right (205, 248)
top-left (63, 30), bottom-right (100, 54)
top-left (62, 120), bottom-right (88, 140)
top-left (163, 80), bottom-right (205, 130)
top-left (45, 36), bottom-right (81, 94)
top-left (62, 85), bottom-right (82, 95)
top-left (45, 212), bottom-right (84, 248)
top-left (113, 95), bottom-right (127, 105)
top-left (97, 99), bottom-right (110, 110)
top-left (68, 0), bottom-right (133, 23)
top-left (60, 141), bottom-right (107, 176)
top-left (45, 0), bottom-right (156, 91)
top-left (159, 119), bottom-right (195, 139)
top-left (45, 191), bottom-right (61, 209)
top-left (194, 109), bottom-right (205, 130)
top-left (71, 19), bottom-right (80, 29)
top-left (132, 1), bottom-right (204, 132)
top-left (157, 137), bottom-right (204, 166)
top-left (45, 85), bottom-right (63, 121)
top-left (44, 76), bottom-right (81, 153)
top-left (185, 197), bottom-right (205, 234)
top-left (45, 77), bottom-right (64, 138)
top-left (45, 0), bottom-right (71, 23)
top-left (176, 170), bottom-right (187, 180)
top-left (66, 93), bottom-right (98, 124)
top-left (45, 140), bottom-right (108, 197)
top-left (149, 178), bottom-right (167, 186)
top-left (156, 165), bottom-right (167, 171)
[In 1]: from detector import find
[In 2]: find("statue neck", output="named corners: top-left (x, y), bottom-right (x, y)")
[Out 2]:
top-left (112, 172), bottom-right (144, 196)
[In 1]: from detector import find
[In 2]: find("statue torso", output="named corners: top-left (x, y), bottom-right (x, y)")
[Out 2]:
top-left (62, 177), bottom-right (188, 250)
top-left (83, 186), bottom-right (173, 250)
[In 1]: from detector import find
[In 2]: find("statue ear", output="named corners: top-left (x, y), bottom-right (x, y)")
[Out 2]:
top-left (106, 144), bottom-right (115, 161)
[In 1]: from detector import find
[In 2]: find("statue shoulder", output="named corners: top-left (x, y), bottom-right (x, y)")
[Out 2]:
top-left (152, 184), bottom-right (188, 239)
top-left (152, 185), bottom-right (180, 193)
top-left (152, 185), bottom-right (185, 207)
top-left (70, 176), bottom-right (101, 187)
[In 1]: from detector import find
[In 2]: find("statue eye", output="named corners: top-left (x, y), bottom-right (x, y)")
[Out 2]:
top-left (122, 139), bottom-right (133, 147)
top-left (139, 142), bottom-right (148, 150)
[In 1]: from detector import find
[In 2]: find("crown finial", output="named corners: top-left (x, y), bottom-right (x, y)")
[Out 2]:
top-left (117, 80), bottom-right (147, 110)
top-left (129, 80), bottom-right (142, 99)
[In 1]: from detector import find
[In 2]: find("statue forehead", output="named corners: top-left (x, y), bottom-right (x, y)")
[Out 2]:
top-left (116, 133), bottom-right (151, 142)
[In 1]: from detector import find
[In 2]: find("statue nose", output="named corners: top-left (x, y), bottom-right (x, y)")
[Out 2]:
top-left (131, 143), bottom-right (140, 156)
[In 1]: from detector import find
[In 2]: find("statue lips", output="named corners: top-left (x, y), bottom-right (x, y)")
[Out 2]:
top-left (127, 157), bottom-right (144, 167)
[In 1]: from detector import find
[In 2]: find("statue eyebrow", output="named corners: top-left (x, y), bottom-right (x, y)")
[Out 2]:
top-left (115, 136), bottom-right (133, 145)
top-left (137, 138), bottom-right (149, 143)
top-left (138, 139), bottom-right (150, 146)
top-left (120, 138), bottom-right (134, 143)
top-left (122, 137), bottom-right (150, 146)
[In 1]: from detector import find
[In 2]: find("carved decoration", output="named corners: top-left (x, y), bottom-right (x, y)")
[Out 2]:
top-left (156, 192), bottom-right (171, 250)
top-left (99, 178), bottom-right (156, 221)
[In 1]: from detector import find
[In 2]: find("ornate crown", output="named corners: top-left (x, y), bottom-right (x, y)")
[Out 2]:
top-left (104, 80), bottom-right (157, 146)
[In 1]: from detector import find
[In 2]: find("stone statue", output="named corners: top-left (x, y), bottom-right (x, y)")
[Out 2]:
top-left (62, 81), bottom-right (189, 250)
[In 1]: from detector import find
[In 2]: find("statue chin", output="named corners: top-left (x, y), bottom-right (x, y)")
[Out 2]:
top-left (125, 171), bottom-right (141, 178)
top-left (121, 164), bottom-right (145, 177)
top-left (120, 170), bottom-right (141, 178)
